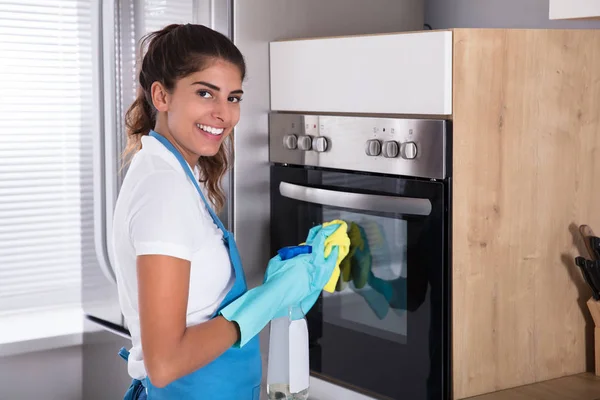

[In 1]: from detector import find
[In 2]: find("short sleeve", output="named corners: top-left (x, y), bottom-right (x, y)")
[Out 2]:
top-left (128, 171), bottom-right (200, 261)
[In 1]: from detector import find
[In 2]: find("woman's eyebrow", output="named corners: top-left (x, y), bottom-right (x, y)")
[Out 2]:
top-left (192, 81), bottom-right (243, 95)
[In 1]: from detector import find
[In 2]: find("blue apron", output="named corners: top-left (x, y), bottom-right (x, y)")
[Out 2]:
top-left (118, 130), bottom-right (262, 400)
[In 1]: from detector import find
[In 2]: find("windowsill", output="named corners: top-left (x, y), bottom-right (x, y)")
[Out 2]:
top-left (0, 307), bottom-right (84, 357)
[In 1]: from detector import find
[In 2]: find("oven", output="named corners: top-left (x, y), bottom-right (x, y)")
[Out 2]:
top-left (269, 113), bottom-right (452, 400)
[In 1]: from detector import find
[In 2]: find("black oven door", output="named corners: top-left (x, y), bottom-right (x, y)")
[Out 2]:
top-left (270, 165), bottom-right (449, 400)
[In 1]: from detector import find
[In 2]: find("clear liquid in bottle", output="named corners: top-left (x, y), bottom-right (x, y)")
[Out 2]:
top-left (267, 383), bottom-right (309, 400)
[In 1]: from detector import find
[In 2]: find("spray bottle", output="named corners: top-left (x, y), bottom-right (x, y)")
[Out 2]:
top-left (266, 304), bottom-right (310, 400)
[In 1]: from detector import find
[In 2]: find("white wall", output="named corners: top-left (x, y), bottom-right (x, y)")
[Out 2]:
top-left (425, 0), bottom-right (600, 29)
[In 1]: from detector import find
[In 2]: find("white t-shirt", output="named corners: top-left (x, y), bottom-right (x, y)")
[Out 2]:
top-left (111, 135), bottom-right (234, 380)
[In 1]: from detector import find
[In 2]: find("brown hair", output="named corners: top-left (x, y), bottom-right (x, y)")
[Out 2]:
top-left (123, 24), bottom-right (246, 212)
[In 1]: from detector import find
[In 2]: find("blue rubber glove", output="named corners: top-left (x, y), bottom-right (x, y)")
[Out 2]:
top-left (267, 247), bottom-right (340, 318)
top-left (264, 222), bottom-right (342, 316)
top-left (219, 253), bottom-right (313, 347)
top-left (219, 225), bottom-right (340, 347)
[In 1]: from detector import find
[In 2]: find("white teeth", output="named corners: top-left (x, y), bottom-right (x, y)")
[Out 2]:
top-left (197, 124), bottom-right (224, 135)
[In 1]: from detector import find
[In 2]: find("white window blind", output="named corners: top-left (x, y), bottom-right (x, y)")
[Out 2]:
top-left (0, 0), bottom-right (93, 316)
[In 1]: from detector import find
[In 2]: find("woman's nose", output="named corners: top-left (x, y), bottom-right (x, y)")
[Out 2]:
top-left (211, 99), bottom-right (230, 123)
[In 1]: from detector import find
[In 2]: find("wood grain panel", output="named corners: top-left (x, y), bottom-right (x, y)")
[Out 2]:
top-left (452, 28), bottom-right (600, 398)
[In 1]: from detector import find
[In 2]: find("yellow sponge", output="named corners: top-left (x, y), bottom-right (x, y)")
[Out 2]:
top-left (321, 220), bottom-right (351, 293)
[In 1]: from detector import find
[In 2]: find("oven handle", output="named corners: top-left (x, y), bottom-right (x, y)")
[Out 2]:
top-left (279, 182), bottom-right (432, 216)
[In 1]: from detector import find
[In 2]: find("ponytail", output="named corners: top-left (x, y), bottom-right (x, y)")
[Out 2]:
top-left (122, 88), bottom-right (155, 166)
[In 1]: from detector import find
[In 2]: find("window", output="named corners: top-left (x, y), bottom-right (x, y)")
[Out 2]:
top-left (0, 0), bottom-right (93, 320)
top-left (0, 0), bottom-right (222, 349)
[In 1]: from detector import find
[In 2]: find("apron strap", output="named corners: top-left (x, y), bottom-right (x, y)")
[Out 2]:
top-left (149, 130), bottom-right (227, 234)
top-left (118, 346), bottom-right (130, 361)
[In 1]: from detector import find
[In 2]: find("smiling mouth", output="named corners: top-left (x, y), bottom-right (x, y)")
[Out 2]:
top-left (196, 123), bottom-right (225, 136)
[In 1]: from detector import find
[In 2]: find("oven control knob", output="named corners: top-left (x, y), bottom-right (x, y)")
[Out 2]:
top-left (382, 141), bottom-right (399, 158)
top-left (283, 134), bottom-right (297, 150)
top-left (365, 139), bottom-right (381, 156)
top-left (401, 141), bottom-right (418, 159)
top-left (298, 135), bottom-right (313, 151)
top-left (312, 136), bottom-right (328, 152)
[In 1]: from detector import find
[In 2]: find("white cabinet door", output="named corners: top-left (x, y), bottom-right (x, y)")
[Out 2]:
top-left (549, 0), bottom-right (600, 19)
top-left (270, 31), bottom-right (453, 116)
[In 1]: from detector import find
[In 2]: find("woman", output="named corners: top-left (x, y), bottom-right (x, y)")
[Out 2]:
top-left (111, 24), bottom-right (340, 399)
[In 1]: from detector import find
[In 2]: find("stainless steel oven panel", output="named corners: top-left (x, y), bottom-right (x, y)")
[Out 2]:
top-left (269, 113), bottom-right (447, 179)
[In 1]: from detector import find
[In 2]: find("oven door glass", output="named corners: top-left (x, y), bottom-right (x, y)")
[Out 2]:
top-left (270, 165), bottom-right (449, 400)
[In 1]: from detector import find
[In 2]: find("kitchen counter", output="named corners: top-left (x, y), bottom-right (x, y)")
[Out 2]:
top-left (466, 373), bottom-right (600, 400)
top-left (297, 373), bottom-right (600, 400)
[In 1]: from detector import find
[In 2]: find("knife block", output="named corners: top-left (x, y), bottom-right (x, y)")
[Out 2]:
top-left (587, 298), bottom-right (600, 376)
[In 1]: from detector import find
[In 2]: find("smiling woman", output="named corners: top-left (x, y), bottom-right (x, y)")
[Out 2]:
top-left (110, 23), bottom-right (338, 400)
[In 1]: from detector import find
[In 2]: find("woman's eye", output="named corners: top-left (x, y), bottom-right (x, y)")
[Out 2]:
top-left (197, 90), bottom-right (212, 99)
top-left (228, 96), bottom-right (242, 103)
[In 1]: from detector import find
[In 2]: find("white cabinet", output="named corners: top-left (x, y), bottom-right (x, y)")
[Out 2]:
top-left (269, 31), bottom-right (453, 116)
top-left (549, 0), bottom-right (600, 20)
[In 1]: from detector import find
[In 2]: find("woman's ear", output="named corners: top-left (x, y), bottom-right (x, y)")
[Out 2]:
top-left (150, 81), bottom-right (169, 112)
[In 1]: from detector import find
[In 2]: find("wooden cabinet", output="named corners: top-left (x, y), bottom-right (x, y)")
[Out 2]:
top-left (549, 0), bottom-right (600, 20)
top-left (270, 28), bottom-right (600, 399)
top-left (451, 28), bottom-right (600, 399)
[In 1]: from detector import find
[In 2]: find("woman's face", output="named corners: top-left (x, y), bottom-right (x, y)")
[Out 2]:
top-left (153, 59), bottom-right (243, 164)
